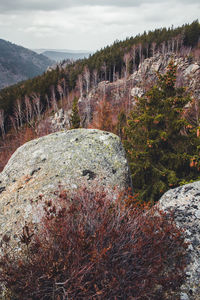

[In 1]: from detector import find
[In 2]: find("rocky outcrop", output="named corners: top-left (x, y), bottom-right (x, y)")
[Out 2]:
top-left (75, 53), bottom-right (200, 127)
top-left (50, 108), bottom-right (71, 131)
top-left (159, 181), bottom-right (200, 300)
top-left (130, 54), bottom-right (200, 101)
top-left (41, 53), bottom-right (200, 131)
top-left (0, 129), bottom-right (131, 250)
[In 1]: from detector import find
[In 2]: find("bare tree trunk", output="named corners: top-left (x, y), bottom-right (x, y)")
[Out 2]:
top-left (151, 42), bottom-right (156, 57)
top-left (172, 38), bottom-right (175, 53)
top-left (109, 68), bottom-right (111, 82)
top-left (14, 99), bottom-right (23, 128)
top-left (10, 115), bottom-right (17, 133)
top-left (123, 52), bottom-right (131, 79)
top-left (138, 43), bottom-right (142, 65)
top-left (161, 41), bottom-right (166, 55)
top-left (0, 109), bottom-right (5, 139)
top-left (83, 66), bottom-right (90, 95)
top-left (145, 43), bottom-right (149, 58)
top-left (57, 83), bottom-right (64, 107)
top-left (131, 45), bottom-right (136, 73)
top-left (167, 40), bottom-right (171, 53)
top-left (102, 62), bottom-right (107, 81)
top-left (116, 72), bottom-right (120, 96)
top-left (77, 74), bottom-right (83, 98)
top-left (93, 69), bottom-right (98, 88)
top-left (62, 78), bottom-right (66, 97)
top-left (24, 96), bottom-right (33, 125)
top-left (45, 94), bottom-right (50, 110)
top-left (50, 86), bottom-right (58, 112)
top-left (113, 65), bottom-right (116, 82)
top-left (32, 93), bottom-right (42, 120)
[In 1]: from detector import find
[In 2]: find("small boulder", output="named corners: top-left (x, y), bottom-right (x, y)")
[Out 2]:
top-left (159, 181), bottom-right (200, 300)
top-left (131, 87), bottom-right (145, 98)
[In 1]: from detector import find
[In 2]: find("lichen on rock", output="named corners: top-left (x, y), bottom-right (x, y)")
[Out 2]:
top-left (159, 181), bottom-right (200, 300)
top-left (0, 129), bottom-right (131, 251)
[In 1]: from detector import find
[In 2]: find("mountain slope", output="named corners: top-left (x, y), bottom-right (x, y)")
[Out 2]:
top-left (0, 39), bottom-right (54, 89)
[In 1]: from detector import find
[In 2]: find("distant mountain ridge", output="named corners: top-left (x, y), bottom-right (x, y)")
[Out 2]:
top-left (42, 50), bottom-right (91, 62)
top-left (0, 39), bottom-right (54, 90)
top-left (33, 49), bottom-right (92, 62)
top-left (33, 48), bottom-right (92, 54)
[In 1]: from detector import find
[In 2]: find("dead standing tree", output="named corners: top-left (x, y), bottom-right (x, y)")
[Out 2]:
top-left (83, 66), bottom-right (92, 123)
top-left (32, 93), bottom-right (43, 121)
top-left (151, 42), bottom-right (157, 57)
top-left (123, 52), bottom-right (131, 79)
top-left (57, 83), bottom-right (64, 107)
top-left (101, 62), bottom-right (107, 81)
top-left (83, 66), bottom-right (90, 95)
top-left (24, 96), bottom-right (33, 126)
top-left (93, 69), bottom-right (98, 88)
top-left (0, 109), bottom-right (5, 139)
top-left (50, 86), bottom-right (58, 112)
top-left (138, 43), bottom-right (143, 65)
top-left (77, 74), bottom-right (83, 99)
top-left (14, 98), bottom-right (23, 129)
top-left (131, 45), bottom-right (137, 73)
top-left (161, 41), bottom-right (166, 55)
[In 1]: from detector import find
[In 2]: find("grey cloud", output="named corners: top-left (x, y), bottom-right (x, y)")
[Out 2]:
top-left (0, 0), bottom-right (61, 12)
top-left (0, 0), bottom-right (199, 51)
top-left (0, 0), bottom-right (170, 13)
top-left (0, 0), bottom-right (199, 13)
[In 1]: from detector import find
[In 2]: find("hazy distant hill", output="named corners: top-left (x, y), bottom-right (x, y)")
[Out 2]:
top-left (0, 39), bottom-right (54, 89)
top-left (41, 50), bottom-right (91, 62)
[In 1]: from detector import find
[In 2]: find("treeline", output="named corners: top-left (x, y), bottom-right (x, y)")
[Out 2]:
top-left (0, 20), bottom-right (199, 134)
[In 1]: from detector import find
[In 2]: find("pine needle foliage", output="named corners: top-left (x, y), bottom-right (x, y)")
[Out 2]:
top-left (124, 60), bottom-right (200, 204)
top-left (70, 96), bottom-right (80, 129)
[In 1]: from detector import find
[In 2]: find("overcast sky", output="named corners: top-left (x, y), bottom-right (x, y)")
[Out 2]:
top-left (0, 0), bottom-right (199, 51)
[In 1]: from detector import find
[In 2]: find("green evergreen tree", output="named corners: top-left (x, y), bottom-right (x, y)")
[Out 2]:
top-left (124, 60), bottom-right (200, 204)
top-left (70, 96), bottom-right (80, 129)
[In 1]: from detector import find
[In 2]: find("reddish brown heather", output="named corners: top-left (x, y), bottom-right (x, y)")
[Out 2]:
top-left (0, 186), bottom-right (187, 300)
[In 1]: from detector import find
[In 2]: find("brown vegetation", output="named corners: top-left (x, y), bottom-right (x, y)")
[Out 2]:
top-left (0, 187), bottom-right (187, 299)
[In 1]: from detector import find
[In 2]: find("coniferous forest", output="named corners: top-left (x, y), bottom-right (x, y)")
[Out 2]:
top-left (0, 21), bottom-right (199, 204)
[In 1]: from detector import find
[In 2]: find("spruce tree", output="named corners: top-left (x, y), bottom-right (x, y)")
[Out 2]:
top-left (124, 60), bottom-right (200, 204)
top-left (70, 96), bottom-right (80, 129)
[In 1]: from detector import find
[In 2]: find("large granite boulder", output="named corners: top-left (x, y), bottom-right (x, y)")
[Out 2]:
top-left (0, 129), bottom-right (131, 248)
top-left (159, 181), bottom-right (200, 300)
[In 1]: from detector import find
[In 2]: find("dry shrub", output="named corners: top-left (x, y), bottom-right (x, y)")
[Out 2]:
top-left (0, 187), bottom-right (187, 299)
top-left (89, 98), bottom-right (118, 133)
top-left (0, 120), bottom-right (55, 172)
top-left (0, 126), bottom-right (37, 172)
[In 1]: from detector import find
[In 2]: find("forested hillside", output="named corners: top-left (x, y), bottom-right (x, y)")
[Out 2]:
top-left (0, 21), bottom-right (199, 119)
top-left (0, 39), bottom-right (54, 90)
top-left (0, 20), bottom-right (199, 203)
